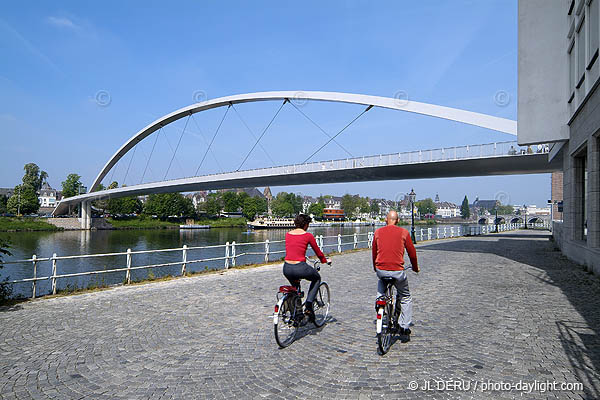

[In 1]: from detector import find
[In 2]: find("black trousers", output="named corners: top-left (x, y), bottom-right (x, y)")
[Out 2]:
top-left (282, 262), bottom-right (321, 304)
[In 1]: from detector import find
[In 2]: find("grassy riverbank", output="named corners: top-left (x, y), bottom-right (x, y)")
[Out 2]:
top-left (0, 217), bottom-right (63, 232)
top-left (106, 216), bottom-right (248, 229)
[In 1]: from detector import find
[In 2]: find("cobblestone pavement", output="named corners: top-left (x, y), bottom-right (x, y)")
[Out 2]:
top-left (1, 230), bottom-right (599, 399)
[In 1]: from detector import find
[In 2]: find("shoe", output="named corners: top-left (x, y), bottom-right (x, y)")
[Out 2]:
top-left (304, 308), bottom-right (316, 323)
top-left (398, 327), bottom-right (411, 336)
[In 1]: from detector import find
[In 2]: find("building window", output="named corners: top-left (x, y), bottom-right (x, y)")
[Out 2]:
top-left (575, 150), bottom-right (588, 240)
top-left (569, 39), bottom-right (576, 100)
top-left (589, 0), bottom-right (599, 69)
top-left (577, 15), bottom-right (586, 87)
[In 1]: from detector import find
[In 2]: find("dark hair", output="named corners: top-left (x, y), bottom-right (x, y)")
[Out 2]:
top-left (294, 214), bottom-right (312, 229)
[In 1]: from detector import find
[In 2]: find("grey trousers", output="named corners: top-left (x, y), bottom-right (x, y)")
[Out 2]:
top-left (376, 269), bottom-right (413, 329)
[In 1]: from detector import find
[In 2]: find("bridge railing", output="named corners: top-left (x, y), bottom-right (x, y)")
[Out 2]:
top-left (211, 141), bottom-right (546, 181)
top-left (1, 222), bottom-right (550, 300)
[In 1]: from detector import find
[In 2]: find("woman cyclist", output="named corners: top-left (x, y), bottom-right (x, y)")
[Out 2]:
top-left (283, 214), bottom-right (331, 321)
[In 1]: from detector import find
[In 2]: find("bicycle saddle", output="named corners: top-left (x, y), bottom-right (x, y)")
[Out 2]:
top-left (381, 277), bottom-right (396, 283)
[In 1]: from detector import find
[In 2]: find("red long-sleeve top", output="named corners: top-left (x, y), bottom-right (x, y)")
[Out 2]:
top-left (285, 232), bottom-right (328, 264)
top-left (372, 225), bottom-right (418, 271)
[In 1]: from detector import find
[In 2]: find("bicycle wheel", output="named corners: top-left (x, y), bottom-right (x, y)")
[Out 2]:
top-left (274, 295), bottom-right (299, 348)
top-left (377, 286), bottom-right (395, 354)
top-left (313, 282), bottom-right (330, 327)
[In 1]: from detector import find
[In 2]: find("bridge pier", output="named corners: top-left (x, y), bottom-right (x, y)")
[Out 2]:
top-left (80, 201), bottom-right (91, 230)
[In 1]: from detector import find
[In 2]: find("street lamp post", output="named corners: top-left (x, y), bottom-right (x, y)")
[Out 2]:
top-left (523, 205), bottom-right (528, 229)
top-left (409, 189), bottom-right (416, 244)
top-left (495, 208), bottom-right (499, 233)
top-left (17, 186), bottom-right (21, 216)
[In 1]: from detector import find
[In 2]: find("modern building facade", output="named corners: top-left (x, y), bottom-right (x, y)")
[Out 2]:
top-left (519, 0), bottom-right (600, 273)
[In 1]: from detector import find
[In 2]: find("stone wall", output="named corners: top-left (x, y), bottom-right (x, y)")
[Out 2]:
top-left (46, 218), bottom-right (114, 230)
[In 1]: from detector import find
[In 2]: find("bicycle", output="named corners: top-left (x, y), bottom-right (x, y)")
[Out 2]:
top-left (273, 259), bottom-right (331, 348)
top-left (376, 272), bottom-right (416, 355)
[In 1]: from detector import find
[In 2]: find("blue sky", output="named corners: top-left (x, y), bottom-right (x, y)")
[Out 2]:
top-left (0, 0), bottom-right (550, 206)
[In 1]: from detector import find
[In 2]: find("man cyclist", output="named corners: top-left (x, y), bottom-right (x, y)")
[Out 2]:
top-left (283, 214), bottom-right (331, 322)
top-left (372, 210), bottom-right (419, 336)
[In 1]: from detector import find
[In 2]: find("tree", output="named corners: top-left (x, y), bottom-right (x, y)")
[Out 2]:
top-left (358, 197), bottom-right (370, 215)
top-left (0, 195), bottom-right (7, 214)
top-left (308, 202), bottom-right (324, 219)
top-left (415, 198), bottom-right (436, 216)
top-left (460, 195), bottom-right (470, 219)
top-left (255, 197), bottom-right (267, 215)
top-left (241, 197), bottom-right (258, 220)
top-left (22, 163), bottom-right (48, 192)
top-left (143, 193), bottom-right (194, 219)
top-left (272, 192), bottom-right (295, 217)
top-left (0, 238), bottom-right (12, 303)
top-left (495, 204), bottom-right (514, 215)
top-left (370, 201), bottom-right (380, 217)
top-left (222, 191), bottom-right (239, 213)
top-left (7, 185), bottom-right (40, 215)
top-left (61, 174), bottom-right (83, 198)
top-left (205, 193), bottom-right (223, 216)
top-left (107, 196), bottom-right (143, 216)
top-left (341, 194), bottom-right (358, 219)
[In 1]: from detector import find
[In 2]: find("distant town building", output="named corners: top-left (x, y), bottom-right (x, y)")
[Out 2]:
top-left (322, 208), bottom-right (345, 221)
top-left (38, 182), bottom-right (60, 208)
top-left (302, 196), bottom-right (316, 213)
top-left (435, 201), bottom-right (460, 218)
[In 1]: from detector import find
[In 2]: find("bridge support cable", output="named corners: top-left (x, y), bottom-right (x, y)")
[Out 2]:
top-left (164, 114), bottom-right (191, 180)
top-left (288, 100), bottom-right (354, 158)
top-left (190, 114), bottom-right (223, 174)
top-left (195, 104), bottom-right (231, 176)
top-left (122, 142), bottom-right (138, 186)
top-left (302, 105), bottom-right (373, 164)
top-left (140, 126), bottom-right (162, 184)
top-left (237, 99), bottom-right (287, 171)
top-left (231, 103), bottom-right (276, 167)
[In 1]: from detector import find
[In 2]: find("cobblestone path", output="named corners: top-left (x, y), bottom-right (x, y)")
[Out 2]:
top-left (1, 230), bottom-right (599, 399)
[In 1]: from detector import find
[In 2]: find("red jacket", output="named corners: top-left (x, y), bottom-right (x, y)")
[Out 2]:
top-left (372, 225), bottom-right (418, 271)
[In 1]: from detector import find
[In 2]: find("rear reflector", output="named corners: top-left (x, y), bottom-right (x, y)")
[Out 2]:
top-left (274, 305), bottom-right (279, 313)
top-left (376, 300), bottom-right (386, 306)
top-left (376, 313), bottom-right (382, 319)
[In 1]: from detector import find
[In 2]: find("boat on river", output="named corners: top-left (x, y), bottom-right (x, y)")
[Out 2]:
top-left (179, 224), bottom-right (211, 229)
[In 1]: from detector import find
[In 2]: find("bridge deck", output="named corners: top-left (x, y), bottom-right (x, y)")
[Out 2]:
top-left (1, 231), bottom-right (598, 399)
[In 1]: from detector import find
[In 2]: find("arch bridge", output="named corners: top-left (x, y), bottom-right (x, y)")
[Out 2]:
top-left (51, 91), bottom-right (560, 228)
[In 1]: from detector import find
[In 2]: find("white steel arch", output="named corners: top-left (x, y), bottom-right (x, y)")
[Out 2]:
top-left (90, 91), bottom-right (518, 192)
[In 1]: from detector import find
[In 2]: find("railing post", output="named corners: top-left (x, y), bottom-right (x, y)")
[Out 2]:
top-left (181, 245), bottom-right (188, 276)
top-left (353, 233), bottom-right (358, 249)
top-left (231, 241), bottom-right (236, 267)
top-left (126, 248), bottom-right (132, 284)
top-left (337, 234), bottom-right (342, 253)
top-left (444, 227), bottom-right (447, 238)
top-left (51, 253), bottom-right (57, 295)
top-left (436, 227), bottom-right (440, 240)
top-left (450, 227), bottom-right (455, 237)
top-left (264, 239), bottom-right (270, 263)
top-left (427, 228), bottom-right (431, 240)
top-left (457, 226), bottom-right (461, 236)
top-left (319, 235), bottom-right (324, 250)
top-left (368, 232), bottom-right (373, 248)
top-left (225, 242), bottom-right (230, 269)
top-left (31, 254), bottom-right (37, 299)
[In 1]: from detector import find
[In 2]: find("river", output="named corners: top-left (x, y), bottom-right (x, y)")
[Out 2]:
top-left (0, 224), bottom-right (474, 299)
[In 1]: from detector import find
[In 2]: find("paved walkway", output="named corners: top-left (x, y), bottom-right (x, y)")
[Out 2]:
top-left (1, 231), bottom-right (599, 399)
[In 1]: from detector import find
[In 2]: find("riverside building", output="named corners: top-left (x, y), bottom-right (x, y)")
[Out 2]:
top-left (519, 0), bottom-right (600, 273)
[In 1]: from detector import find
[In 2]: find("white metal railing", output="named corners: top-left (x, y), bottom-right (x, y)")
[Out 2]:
top-left (1, 222), bottom-right (550, 299)
top-left (146, 141), bottom-right (547, 185)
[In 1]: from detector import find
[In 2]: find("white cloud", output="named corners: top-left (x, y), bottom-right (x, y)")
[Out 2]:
top-left (46, 16), bottom-right (79, 30)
